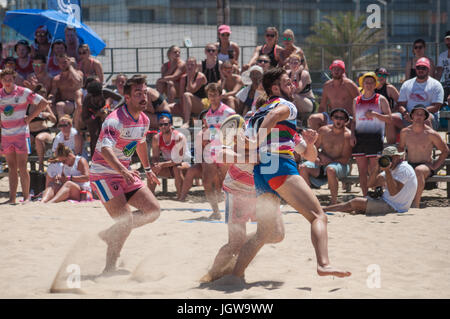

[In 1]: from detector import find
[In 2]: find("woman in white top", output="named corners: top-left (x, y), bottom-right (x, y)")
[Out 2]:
top-left (43, 143), bottom-right (92, 203)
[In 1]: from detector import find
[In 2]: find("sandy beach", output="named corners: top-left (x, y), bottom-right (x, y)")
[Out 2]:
top-left (0, 175), bottom-right (449, 299)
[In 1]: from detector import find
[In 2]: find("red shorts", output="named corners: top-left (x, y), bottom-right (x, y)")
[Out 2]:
top-left (90, 174), bottom-right (145, 203)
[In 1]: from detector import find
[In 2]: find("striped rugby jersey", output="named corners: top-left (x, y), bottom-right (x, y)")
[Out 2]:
top-left (246, 97), bottom-right (298, 160)
top-left (0, 85), bottom-right (43, 140)
top-left (90, 104), bottom-right (150, 177)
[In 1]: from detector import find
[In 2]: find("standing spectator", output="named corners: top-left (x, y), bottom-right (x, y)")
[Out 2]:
top-left (405, 39), bottom-right (435, 80)
top-left (14, 40), bottom-right (34, 79)
top-left (288, 54), bottom-right (315, 116)
top-left (435, 31), bottom-right (450, 102)
top-left (43, 143), bottom-right (92, 203)
top-left (350, 72), bottom-right (392, 196)
top-left (201, 43), bottom-right (221, 84)
top-left (77, 44), bottom-right (104, 85)
top-left (279, 29), bottom-right (308, 70)
top-left (47, 39), bottom-right (67, 77)
top-left (215, 25), bottom-right (240, 70)
top-left (156, 45), bottom-right (186, 103)
top-left (180, 57), bottom-right (207, 128)
top-left (65, 26), bottom-right (80, 61)
top-left (149, 114), bottom-right (191, 198)
top-left (0, 68), bottom-right (49, 204)
top-left (31, 25), bottom-right (51, 58)
top-left (82, 80), bottom-right (125, 157)
top-left (374, 67), bottom-right (402, 143)
top-left (48, 53), bottom-right (84, 129)
top-left (24, 53), bottom-right (53, 94)
top-left (398, 57), bottom-right (444, 130)
top-left (27, 84), bottom-right (57, 172)
top-left (218, 60), bottom-right (243, 110)
top-left (299, 108), bottom-right (352, 205)
top-left (243, 27), bottom-right (283, 71)
top-left (398, 105), bottom-right (449, 208)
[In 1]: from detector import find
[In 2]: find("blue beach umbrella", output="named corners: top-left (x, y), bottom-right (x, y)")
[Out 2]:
top-left (3, 9), bottom-right (106, 56)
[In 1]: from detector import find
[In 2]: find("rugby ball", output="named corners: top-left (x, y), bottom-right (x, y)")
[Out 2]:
top-left (220, 114), bottom-right (246, 146)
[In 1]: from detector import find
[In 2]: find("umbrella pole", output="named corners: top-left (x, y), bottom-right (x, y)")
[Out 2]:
top-left (47, 21), bottom-right (59, 62)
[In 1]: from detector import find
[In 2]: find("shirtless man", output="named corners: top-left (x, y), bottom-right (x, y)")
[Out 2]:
top-left (308, 60), bottom-right (360, 131)
top-left (299, 108), bottom-right (353, 204)
top-left (24, 53), bottom-right (53, 93)
top-left (89, 75), bottom-right (161, 273)
top-left (48, 53), bottom-right (84, 129)
top-left (218, 60), bottom-right (243, 111)
top-left (398, 105), bottom-right (449, 208)
top-left (77, 44), bottom-right (104, 85)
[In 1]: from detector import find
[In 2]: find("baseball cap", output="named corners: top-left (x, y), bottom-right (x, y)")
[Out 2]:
top-left (445, 31), bottom-right (450, 39)
top-left (410, 104), bottom-right (430, 120)
top-left (415, 57), bottom-right (430, 69)
top-left (218, 25), bottom-right (231, 34)
top-left (375, 67), bottom-right (389, 75)
top-left (382, 146), bottom-right (405, 157)
top-left (329, 60), bottom-right (345, 72)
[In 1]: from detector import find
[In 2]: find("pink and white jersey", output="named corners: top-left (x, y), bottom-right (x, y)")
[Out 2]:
top-left (223, 163), bottom-right (255, 196)
top-left (205, 102), bottom-right (236, 139)
top-left (0, 85), bottom-right (43, 140)
top-left (354, 93), bottom-right (385, 136)
top-left (90, 105), bottom-right (150, 177)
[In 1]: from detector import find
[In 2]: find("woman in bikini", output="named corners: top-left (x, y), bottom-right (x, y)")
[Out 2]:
top-left (215, 25), bottom-right (240, 73)
top-left (243, 27), bottom-right (283, 72)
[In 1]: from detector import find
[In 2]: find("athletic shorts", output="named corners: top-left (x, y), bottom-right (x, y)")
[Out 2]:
top-left (253, 154), bottom-right (299, 197)
top-left (365, 197), bottom-right (396, 216)
top-left (1, 135), bottom-right (31, 155)
top-left (352, 132), bottom-right (383, 157)
top-left (90, 174), bottom-right (145, 203)
top-left (303, 161), bottom-right (350, 188)
top-left (224, 191), bottom-right (257, 224)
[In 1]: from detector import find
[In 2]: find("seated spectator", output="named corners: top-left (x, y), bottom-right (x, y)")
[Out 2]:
top-left (148, 113), bottom-right (191, 198)
top-left (215, 25), bottom-right (240, 72)
top-left (279, 29), bottom-right (308, 70)
top-left (2, 57), bottom-right (25, 85)
top-left (14, 40), bottom-right (34, 79)
top-left (42, 143), bottom-right (92, 203)
top-left (235, 65), bottom-right (264, 115)
top-left (156, 45), bottom-right (186, 103)
top-left (288, 54), bottom-right (315, 119)
top-left (324, 146), bottom-right (417, 215)
top-left (218, 60), bottom-right (243, 110)
top-left (398, 105), bottom-right (449, 208)
top-left (112, 73), bottom-right (127, 96)
top-left (299, 108), bottom-right (352, 204)
top-left (144, 85), bottom-right (174, 130)
top-left (255, 54), bottom-right (272, 72)
top-left (350, 72), bottom-right (392, 196)
top-left (24, 53), bottom-right (53, 93)
top-left (65, 26), bottom-right (80, 61)
top-left (31, 25), bottom-right (51, 58)
top-left (398, 57), bottom-right (444, 130)
top-left (48, 53), bottom-right (84, 129)
top-left (77, 44), bottom-right (104, 85)
top-left (374, 67), bottom-right (402, 144)
top-left (81, 80), bottom-right (125, 157)
top-left (0, 68), bottom-right (49, 204)
top-left (180, 56), bottom-right (207, 128)
top-left (47, 39), bottom-right (67, 77)
top-left (405, 39), bottom-right (435, 80)
top-left (27, 84), bottom-right (57, 172)
top-left (200, 43), bottom-right (221, 84)
top-left (243, 27), bottom-right (283, 71)
top-left (436, 31), bottom-right (450, 102)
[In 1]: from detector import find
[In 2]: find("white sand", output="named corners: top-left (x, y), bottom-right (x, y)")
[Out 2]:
top-left (0, 177), bottom-right (449, 299)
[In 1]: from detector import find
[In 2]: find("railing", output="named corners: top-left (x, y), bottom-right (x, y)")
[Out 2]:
top-left (100, 42), bottom-right (447, 91)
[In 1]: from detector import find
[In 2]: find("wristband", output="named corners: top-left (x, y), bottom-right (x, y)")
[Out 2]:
top-left (144, 167), bottom-right (152, 173)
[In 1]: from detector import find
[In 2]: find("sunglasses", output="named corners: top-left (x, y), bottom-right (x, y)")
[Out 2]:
top-left (282, 37), bottom-right (292, 41)
top-left (58, 123), bottom-right (70, 128)
top-left (416, 66), bottom-right (428, 70)
top-left (257, 59), bottom-right (270, 64)
top-left (414, 46), bottom-right (424, 50)
top-left (36, 32), bottom-right (47, 37)
top-left (265, 34), bottom-right (276, 38)
top-left (206, 49), bottom-right (216, 53)
top-left (159, 122), bottom-right (170, 127)
top-left (33, 63), bottom-right (43, 67)
top-left (220, 33), bottom-right (230, 37)
top-left (78, 51), bottom-right (88, 55)
top-left (376, 73), bottom-right (388, 78)
top-left (332, 116), bottom-right (347, 121)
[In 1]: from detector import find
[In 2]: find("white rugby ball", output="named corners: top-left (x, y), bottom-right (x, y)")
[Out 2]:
top-left (220, 114), bottom-right (246, 146)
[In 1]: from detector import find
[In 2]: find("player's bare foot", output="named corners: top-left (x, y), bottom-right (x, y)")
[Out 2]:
top-left (208, 212), bottom-right (221, 220)
top-left (317, 265), bottom-right (351, 278)
top-left (213, 274), bottom-right (245, 286)
top-left (199, 272), bottom-right (214, 283)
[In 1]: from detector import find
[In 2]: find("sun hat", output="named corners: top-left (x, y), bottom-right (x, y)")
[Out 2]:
top-left (359, 71), bottom-right (379, 88)
top-left (382, 146), bottom-right (405, 157)
top-left (410, 104), bottom-right (430, 120)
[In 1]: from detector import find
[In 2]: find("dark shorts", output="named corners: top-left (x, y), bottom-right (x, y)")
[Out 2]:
top-left (353, 132), bottom-right (383, 157)
top-left (408, 162), bottom-right (435, 176)
top-left (30, 128), bottom-right (51, 139)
